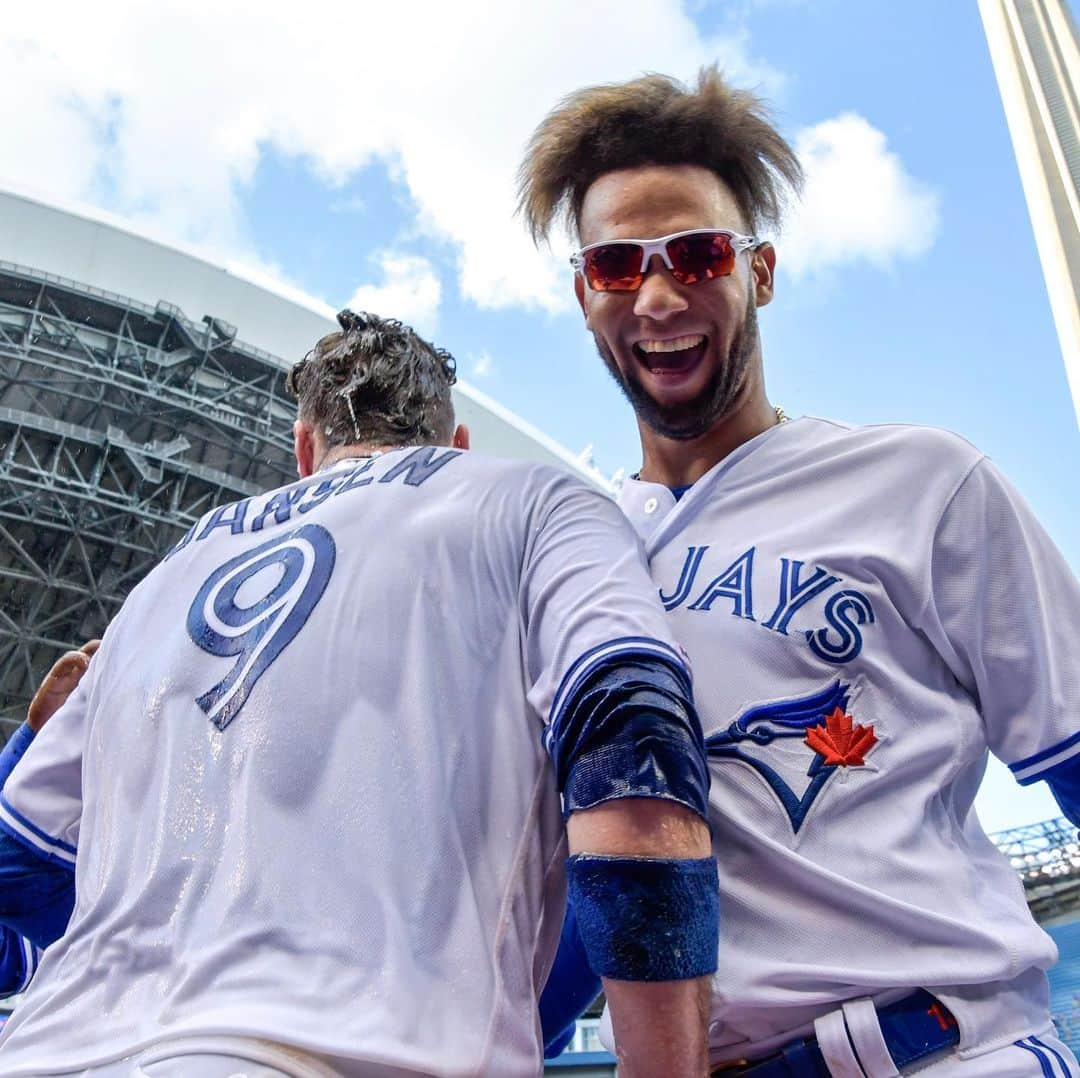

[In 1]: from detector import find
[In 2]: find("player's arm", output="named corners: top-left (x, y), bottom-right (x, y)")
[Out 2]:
top-left (920, 459), bottom-right (1080, 814)
top-left (521, 480), bottom-right (717, 1075)
top-left (0, 731), bottom-right (49, 994)
top-left (0, 643), bottom-right (96, 956)
top-left (552, 657), bottom-right (715, 1078)
top-left (0, 645), bottom-right (96, 990)
top-left (0, 834), bottom-right (73, 951)
top-left (568, 800), bottom-right (713, 1077)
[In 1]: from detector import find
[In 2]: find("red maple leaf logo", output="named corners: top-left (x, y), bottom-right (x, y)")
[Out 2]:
top-left (804, 707), bottom-right (877, 766)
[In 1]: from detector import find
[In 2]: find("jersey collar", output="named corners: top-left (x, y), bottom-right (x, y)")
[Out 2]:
top-left (618, 416), bottom-right (806, 556)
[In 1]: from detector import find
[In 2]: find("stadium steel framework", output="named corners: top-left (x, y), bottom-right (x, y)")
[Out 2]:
top-left (992, 815), bottom-right (1080, 921)
top-left (0, 261), bottom-right (297, 736)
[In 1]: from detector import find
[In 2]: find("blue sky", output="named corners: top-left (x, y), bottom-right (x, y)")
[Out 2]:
top-left (2, 0), bottom-right (1076, 831)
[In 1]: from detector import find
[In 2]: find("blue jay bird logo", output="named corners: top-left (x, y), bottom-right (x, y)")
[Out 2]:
top-left (705, 681), bottom-right (878, 833)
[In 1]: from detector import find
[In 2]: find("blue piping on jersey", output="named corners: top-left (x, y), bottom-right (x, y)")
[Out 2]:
top-left (16, 936), bottom-right (39, 993)
top-left (1017, 1038), bottom-right (1060, 1078)
top-left (0, 793), bottom-right (77, 865)
top-left (1002, 745), bottom-right (1080, 829)
top-left (547, 636), bottom-right (691, 741)
top-left (1031, 1035), bottom-right (1073, 1078)
top-left (1033, 755), bottom-right (1080, 830)
top-left (1011, 730), bottom-right (1080, 782)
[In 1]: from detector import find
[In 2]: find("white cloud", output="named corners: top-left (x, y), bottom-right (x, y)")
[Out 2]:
top-left (3, 8), bottom-right (933, 308)
top-left (329, 195), bottom-right (367, 215)
top-left (470, 351), bottom-right (494, 378)
top-left (780, 113), bottom-right (941, 277)
top-left (0, 36), bottom-right (109, 204)
top-left (346, 252), bottom-right (442, 338)
top-left (0, 0), bottom-right (782, 315)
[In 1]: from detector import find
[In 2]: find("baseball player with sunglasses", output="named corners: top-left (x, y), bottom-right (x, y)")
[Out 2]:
top-left (0, 311), bottom-right (719, 1076)
top-left (523, 68), bottom-right (1080, 1076)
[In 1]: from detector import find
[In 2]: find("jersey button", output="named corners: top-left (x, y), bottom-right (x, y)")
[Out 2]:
top-left (643, 497), bottom-right (659, 514)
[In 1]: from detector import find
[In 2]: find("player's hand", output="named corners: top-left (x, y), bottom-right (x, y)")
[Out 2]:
top-left (27, 641), bottom-right (101, 733)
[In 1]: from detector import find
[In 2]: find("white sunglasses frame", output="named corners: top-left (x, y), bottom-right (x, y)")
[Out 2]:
top-left (569, 227), bottom-right (760, 291)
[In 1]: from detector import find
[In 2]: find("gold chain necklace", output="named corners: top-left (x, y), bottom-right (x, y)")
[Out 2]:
top-left (774, 405), bottom-right (789, 424)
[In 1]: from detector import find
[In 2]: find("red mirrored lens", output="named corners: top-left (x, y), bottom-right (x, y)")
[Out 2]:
top-left (666, 231), bottom-right (736, 284)
top-left (582, 244), bottom-right (644, 292)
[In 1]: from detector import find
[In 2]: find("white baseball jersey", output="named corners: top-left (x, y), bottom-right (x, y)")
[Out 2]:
top-left (0, 446), bottom-right (687, 1077)
top-left (616, 416), bottom-right (1080, 1061)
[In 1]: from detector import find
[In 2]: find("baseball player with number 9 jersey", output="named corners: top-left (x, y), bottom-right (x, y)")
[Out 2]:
top-left (0, 312), bottom-right (718, 1076)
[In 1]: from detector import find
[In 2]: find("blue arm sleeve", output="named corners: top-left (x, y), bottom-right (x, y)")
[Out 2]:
top-left (1042, 755), bottom-right (1080, 830)
top-left (0, 723), bottom-right (47, 995)
top-left (540, 901), bottom-right (602, 1058)
top-left (0, 828), bottom-right (75, 950)
top-left (0, 724), bottom-right (35, 790)
top-left (548, 656), bottom-right (709, 821)
top-left (0, 925), bottom-right (37, 996)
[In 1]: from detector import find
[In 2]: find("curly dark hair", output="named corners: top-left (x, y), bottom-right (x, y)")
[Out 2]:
top-left (287, 310), bottom-right (457, 450)
top-left (517, 65), bottom-right (803, 242)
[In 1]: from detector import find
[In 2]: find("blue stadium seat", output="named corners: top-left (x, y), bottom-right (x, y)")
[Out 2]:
top-left (1047, 921), bottom-right (1080, 1055)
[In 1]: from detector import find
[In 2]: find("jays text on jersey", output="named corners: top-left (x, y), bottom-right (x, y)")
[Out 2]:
top-left (0, 446), bottom-right (690, 1077)
top-left (615, 416), bottom-right (1080, 1062)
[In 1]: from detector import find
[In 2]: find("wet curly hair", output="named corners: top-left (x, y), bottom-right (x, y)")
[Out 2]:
top-left (517, 65), bottom-right (803, 242)
top-left (287, 310), bottom-right (457, 450)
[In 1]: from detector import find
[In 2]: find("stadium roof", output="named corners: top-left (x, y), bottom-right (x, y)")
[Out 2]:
top-left (0, 185), bottom-right (609, 488)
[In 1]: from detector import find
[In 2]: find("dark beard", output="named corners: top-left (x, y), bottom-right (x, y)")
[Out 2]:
top-left (595, 295), bottom-right (759, 441)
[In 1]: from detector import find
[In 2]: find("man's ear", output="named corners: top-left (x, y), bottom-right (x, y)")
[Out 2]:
top-left (752, 242), bottom-right (776, 308)
top-left (294, 419), bottom-right (317, 478)
top-left (452, 424), bottom-right (470, 450)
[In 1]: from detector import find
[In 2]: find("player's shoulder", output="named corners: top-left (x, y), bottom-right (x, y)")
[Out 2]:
top-left (797, 415), bottom-right (986, 477)
top-left (462, 451), bottom-right (614, 503)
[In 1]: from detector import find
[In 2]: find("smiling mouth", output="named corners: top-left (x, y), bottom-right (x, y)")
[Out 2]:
top-left (632, 334), bottom-right (708, 374)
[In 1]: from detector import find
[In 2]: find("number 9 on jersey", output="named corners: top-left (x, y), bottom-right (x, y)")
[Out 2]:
top-left (186, 524), bottom-right (336, 730)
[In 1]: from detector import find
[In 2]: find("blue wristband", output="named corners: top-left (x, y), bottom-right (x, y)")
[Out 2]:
top-left (567, 854), bottom-right (719, 982)
top-left (0, 724), bottom-right (35, 791)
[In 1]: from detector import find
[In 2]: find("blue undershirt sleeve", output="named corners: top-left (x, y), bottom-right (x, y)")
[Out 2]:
top-left (1040, 755), bottom-right (1080, 831)
top-left (0, 829), bottom-right (75, 950)
top-left (0, 724), bottom-right (35, 790)
top-left (0, 925), bottom-right (37, 996)
top-left (0, 721), bottom-right (74, 989)
top-left (540, 901), bottom-right (601, 1058)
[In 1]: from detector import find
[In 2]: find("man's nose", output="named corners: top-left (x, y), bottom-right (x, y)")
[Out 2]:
top-left (632, 255), bottom-right (690, 321)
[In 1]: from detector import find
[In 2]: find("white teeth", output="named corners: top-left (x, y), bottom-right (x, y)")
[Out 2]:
top-left (638, 334), bottom-right (705, 354)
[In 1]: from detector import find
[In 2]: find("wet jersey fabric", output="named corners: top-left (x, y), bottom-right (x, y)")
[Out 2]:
top-left (615, 416), bottom-right (1080, 1061)
top-left (0, 447), bottom-right (687, 1078)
